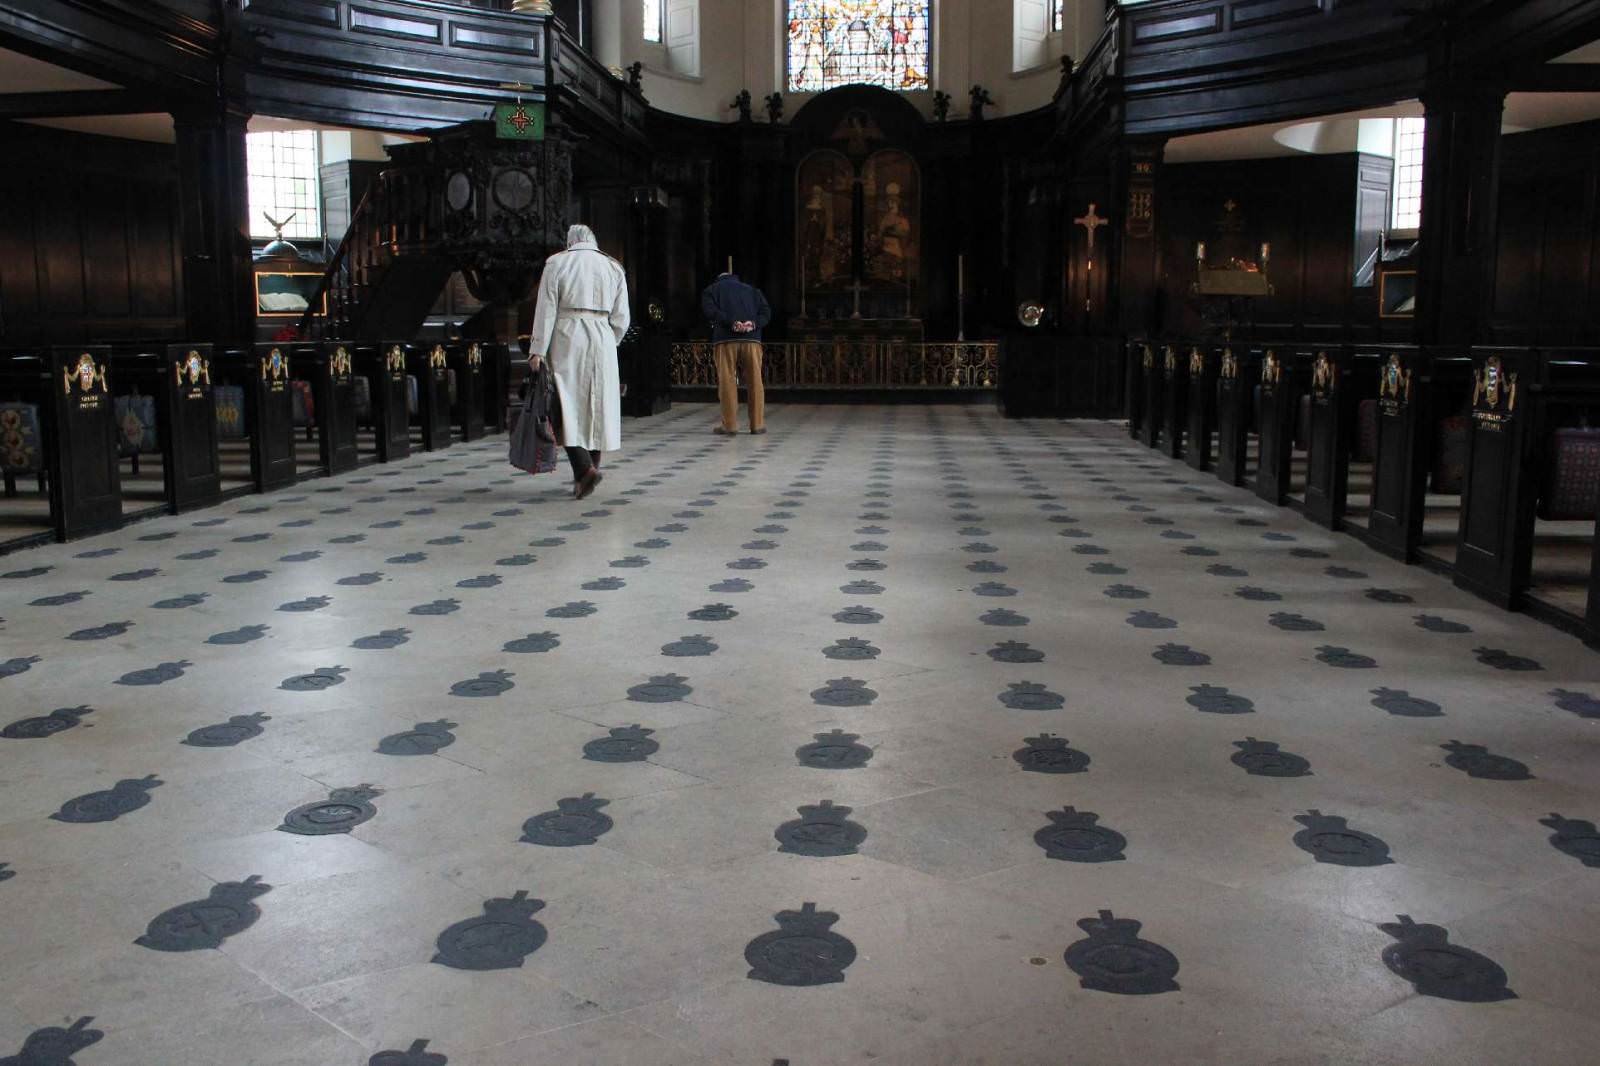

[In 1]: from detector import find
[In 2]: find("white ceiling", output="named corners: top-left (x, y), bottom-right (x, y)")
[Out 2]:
top-left (0, 47), bottom-right (118, 93)
top-left (1165, 93), bottom-right (1600, 164)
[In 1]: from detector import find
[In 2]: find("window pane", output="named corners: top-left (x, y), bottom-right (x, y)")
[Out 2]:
top-left (1392, 117), bottom-right (1425, 230)
top-left (246, 130), bottom-right (322, 240)
top-left (1052, 0), bottom-right (1063, 32)
top-left (643, 0), bottom-right (662, 42)
top-left (787, 1), bottom-right (932, 93)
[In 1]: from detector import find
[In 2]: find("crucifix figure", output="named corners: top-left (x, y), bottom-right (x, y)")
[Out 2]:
top-left (1075, 203), bottom-right (1109, 252)
top-left (1075, 203), bottom-right (1111, 312)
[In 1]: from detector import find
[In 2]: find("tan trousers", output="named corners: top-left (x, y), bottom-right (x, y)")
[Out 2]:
top-left (714, 341), bottom-right (766, 432)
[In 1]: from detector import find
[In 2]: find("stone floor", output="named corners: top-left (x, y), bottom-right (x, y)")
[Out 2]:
top-left (2, 403), bottom-right (1599, 1066)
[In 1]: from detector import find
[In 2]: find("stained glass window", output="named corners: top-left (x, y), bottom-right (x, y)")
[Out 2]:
top-left (1392, 117), bottom-right (1425, 230)
top-left (787, 1), bottom-right (932, 93)
top-left (643, 0), bottom-right (662, 43)
top-left (246, 130), bottom-right (320, 240)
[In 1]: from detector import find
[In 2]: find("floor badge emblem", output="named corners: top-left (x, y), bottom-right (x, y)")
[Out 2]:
top-left (3, 705), bottom-right (93, 740)
top-left (1441, 741), bottom-right (1530, 781)
top-left (135, 875), bottom-right (270, 952)
top-left (1293, 810), bottom-right (1391, 866)
top-left (521, 793), bottom-right (613, 846)
top-left (1232, 737), bottom-right (1312, 777)
top-left (432, 891), bottom-right (548, 970)
top-left (183, 713), bottom-right (270, 748)
top-left (52, 775), bottom-right (161, 824)
top-left (280, 666), bottom-right (348, 691)
top-left (378, 720), bottom-right (457, 755)
top-left (279, 785), bottom-right (381, 835)
top-left (1541, 813), bottom-right (1600, 867)
top-left (1035, 807), bottom-right (1126, 862)
top-left (1064, 911), bottom-right (1179, 995)
top-left (796, 730), bottom-right (873, 769)
top-left (584, 725), bottom-right (658, 763)
top-left (1379, 915), bottom-right (1514, 1002)
top-left (775, 801), bottom-right (866, 856)
top-left (1013, 734), bottom-right (1089, 774)
top-left (450, 670), bottom-right (513, 697)
top-left (745, 903), bottom-right (855, 986)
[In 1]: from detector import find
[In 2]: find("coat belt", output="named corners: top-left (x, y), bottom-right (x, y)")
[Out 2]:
top-left (559, 309), bottom-right (611, 319)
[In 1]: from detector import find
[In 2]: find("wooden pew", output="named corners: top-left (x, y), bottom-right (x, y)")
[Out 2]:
top-left (17, 348), bottom-right (124, 540)
top-left (1363, 345), bottom-right (1430, 561)
top-left (448, 342), bottom-right (487, 443)
top-left (1253, 346), bottom-right (1302, 507)
top-left (481, 342), bottom-right (509, 433)
top-left (247, 344), bottom-right (297, 491)
top-left (1456, 348), bottom-right (1600, 610)
top-left (1125, 339), bottom-right (1144, 441)
top-left (409, 343), bottom-right (453, 451)
top-left (310, 343), bottom-right (361, 475)
top-left (355, 343), bottom-right (411, 463)
top-left (1139, 343), bottom-right (1162, 449)
top-left (1302, 347), bottom-right (1352, 529)
top-left (1214, 346), bottom-right (1257, 487)
top-left (1160, 344), bottom-right (1187, 460)
top-left (1184, 344), bottom-right (1217, 472)
top-left (109, 344), bottom-right (224, 515)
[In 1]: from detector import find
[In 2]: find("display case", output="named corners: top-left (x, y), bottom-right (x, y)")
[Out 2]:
top-left (1379, 270), bottom-right (1416, 318)
top-left (255, 272), bottom-right (326, 319)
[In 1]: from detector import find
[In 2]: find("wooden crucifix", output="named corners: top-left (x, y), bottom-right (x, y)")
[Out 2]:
top-left (1075, 203), bottom-right (1109, 252)
top-left (1075, 203), bottom-right (1110, 312)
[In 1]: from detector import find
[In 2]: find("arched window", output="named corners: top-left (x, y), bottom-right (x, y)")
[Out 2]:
top-left (787, 1), bottom-right (932, 93)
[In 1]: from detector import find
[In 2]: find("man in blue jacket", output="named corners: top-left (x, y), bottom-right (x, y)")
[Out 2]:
top-left (701, 271), bottom-right (772, 435)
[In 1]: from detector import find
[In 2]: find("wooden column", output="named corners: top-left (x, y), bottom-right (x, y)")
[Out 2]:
top-left (174, 106), bottom-right (255, 347)
top-left (1415, 81), bottom-right (1506, 346)
top-left (1113, 138), bottom-right (1165, 433)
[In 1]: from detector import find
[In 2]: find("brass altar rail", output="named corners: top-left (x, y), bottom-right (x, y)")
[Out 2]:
top-left (669, 341), bottom-right (999, 390)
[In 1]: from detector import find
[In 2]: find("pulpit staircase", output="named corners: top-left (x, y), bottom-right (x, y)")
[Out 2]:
top-left (301, 167), bottom-right (456, 342)
top-left (298, 120), bottom-right (569, 343)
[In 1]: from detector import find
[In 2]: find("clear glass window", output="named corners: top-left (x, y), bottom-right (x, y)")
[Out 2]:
top-left (643, 0), bottom-right (663, 42)
top-left (246, 130), bottom-right (321, 240)
top-left (1392, 117), bottom-right (1425, 231)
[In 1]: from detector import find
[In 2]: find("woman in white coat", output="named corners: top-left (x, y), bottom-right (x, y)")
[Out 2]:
top-left (527, 224), bottom-right (631, 499)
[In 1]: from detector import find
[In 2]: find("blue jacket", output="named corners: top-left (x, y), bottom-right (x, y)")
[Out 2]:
top-left (701, 274), bottom-right (772, 343)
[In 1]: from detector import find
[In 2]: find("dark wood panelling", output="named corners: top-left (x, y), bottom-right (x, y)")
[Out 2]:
top-left (1157, 152), bottom-right (1378, 343)
top-left (0, 123), bottom-right (183, 346)
top-left (1491, 120), bottom-right (1600, 347)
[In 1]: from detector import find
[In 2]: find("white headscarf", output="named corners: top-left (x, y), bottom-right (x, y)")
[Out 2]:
top-left (566, 224), bottom-right (596, 248)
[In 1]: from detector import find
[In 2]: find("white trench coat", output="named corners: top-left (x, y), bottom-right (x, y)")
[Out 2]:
top-left (528, 238), bottom-right (631, 452)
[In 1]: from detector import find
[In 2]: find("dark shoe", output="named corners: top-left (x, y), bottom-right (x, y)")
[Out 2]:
top-left (750, 428), bottom-right (768, 435)
top-left (575, 469), bottom-right (603, 500)
top-left (713, 427), bottom-right (736, 436)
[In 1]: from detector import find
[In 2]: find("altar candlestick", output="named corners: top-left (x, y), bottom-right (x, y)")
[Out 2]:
top-left (957, 255), bottom-right (966, 341)
top-left (727, 256), bottom-right (733, 275)
top-left (1260, 243), bottom-right (1271, 268)
top-left (1196, 242), bottom-right (1206, 266)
